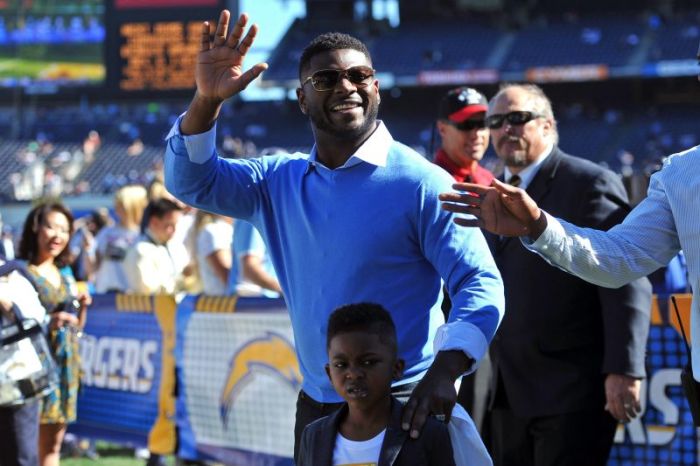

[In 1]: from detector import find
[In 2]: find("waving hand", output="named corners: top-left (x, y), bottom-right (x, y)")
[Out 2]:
top-left (196, 10), bottom-right (268, 101)
top-left (182, 10), bottom-right (268, 134)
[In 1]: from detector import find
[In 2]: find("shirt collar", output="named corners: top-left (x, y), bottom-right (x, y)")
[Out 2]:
top-left (308, 120), bottom-right (393, 169)
top-left (504, 142), bottom-right (553, 190)
top-left (434, 148), bottom-right (472, 179)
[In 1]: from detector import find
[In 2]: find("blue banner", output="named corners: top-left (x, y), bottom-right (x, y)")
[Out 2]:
top-left (70, 293), bottom-right (177, 453)
top-left (68, 293), bottom-right (698, 464)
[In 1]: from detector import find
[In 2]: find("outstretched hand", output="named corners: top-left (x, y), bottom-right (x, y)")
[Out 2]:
top-left (196, 10), bottom-right (268, 102)
top-left (439, 179), bottom-right (547, 238)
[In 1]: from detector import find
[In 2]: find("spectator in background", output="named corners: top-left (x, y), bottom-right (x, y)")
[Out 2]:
top-left (444, 84), bottom-right (652, 466)
top-left (17, 202), bottom-right (90, 466)
top-left (191, 210), bottom-right (234, 295)
top-left (0, 258), bottom-right (58, 466)
top-left (69, 208), bottom-right (112, 284)
top-left (434, 87), bottom-right (494, 186)
top-left (122, 198), bottom-right (186, 295)
top-left (82, 130), bottom-right (101, 164)
top-left (229, 220), bottom-right (281, 297)
top-left (147, 176), bottom-right (196, 292)
top-left (0, 213), bottom-right (15, 260)
top-left (93, 185), bottom-right (148, 293)
top-left (433, 86), bottom-right (494, 420)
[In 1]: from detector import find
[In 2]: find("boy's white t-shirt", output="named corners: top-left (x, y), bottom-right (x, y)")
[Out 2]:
top-left (332, 429), bottom-right (386, 466)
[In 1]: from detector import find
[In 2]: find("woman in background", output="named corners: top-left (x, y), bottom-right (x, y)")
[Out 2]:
top-left (17, 202), bottom-right (90, 466)
top-left (189, 210), bottom-right (233, 295)
top-left (93, 185), bottom-right (148, 293)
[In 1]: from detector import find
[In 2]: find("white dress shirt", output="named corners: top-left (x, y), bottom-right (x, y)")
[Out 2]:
top-left (524, 145), bottom-right (700, 379)
top-left (503, 142), bottom-right (553, 190)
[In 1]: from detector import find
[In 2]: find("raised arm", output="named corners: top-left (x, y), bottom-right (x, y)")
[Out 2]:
top-left (180, 10), bottom-right (268, 136)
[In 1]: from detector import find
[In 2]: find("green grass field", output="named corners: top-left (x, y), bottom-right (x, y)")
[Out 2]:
top-left (0, 58), bottom-right (104, 81)
top-left (61, 442), bottom-right (174, 466)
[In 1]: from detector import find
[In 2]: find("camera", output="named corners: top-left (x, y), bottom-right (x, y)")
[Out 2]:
top-left (53, 298), bottom-right (81, 316)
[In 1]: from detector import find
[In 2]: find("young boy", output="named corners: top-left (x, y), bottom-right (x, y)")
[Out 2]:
top-left (297, 303), bottom-right (455, 465)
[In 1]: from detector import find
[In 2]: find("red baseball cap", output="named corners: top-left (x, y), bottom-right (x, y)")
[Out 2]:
top-left (438, 87), bottom-right (488, 123)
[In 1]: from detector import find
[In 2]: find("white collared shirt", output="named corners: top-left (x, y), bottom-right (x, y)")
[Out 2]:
top-left (503, 142), bottom-right (553, 189)
top-left (308, 121), bottom-right (393, 169)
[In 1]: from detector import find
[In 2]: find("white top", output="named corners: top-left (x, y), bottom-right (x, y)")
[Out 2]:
top-left (122, 232), bottom-right (187, 294)
top-left (94, 225), bottom-right (139, 293)
top-left (333, 429), bottom-right (385, 466)
top-left (524, 145), bottom-right (700, 379)
top-left (196, 220), bottom-right (233, 296)
top-left (0, 260), bottom-right (46, 324)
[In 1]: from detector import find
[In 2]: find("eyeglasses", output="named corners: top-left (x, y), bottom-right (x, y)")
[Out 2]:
top-left (485, 111), bottom-right (545, 129)
top-left (302, 66), bottom-right (375, 92)
top-left (449, 119), bottom-right (486, 131)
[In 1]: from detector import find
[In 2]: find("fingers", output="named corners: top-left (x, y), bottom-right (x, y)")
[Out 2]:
top-left (213, 10), bottom-right (231, 47)
top-left (441, 202), bottom-right (480, 216)
top-left (452, 182), bottom-right (488, 195)
top-left (237, 62), bottom-right (269, 90)
top-left (200, 21), bottom-right (212, 51)
top-left (439, 191), bottom-right (482, 207)
top-left (51, 311), bottom-right (79, 328)
top-left (401, 396), bottom-right (431, 439)
top-left (604, 376), bottom-right (642, 423)
top-left (454, 217), bottom-right (481, 228)
top-left (226, 12), bottom-right (248, 49)
top-left (236, 23), bottom-right (258, 55)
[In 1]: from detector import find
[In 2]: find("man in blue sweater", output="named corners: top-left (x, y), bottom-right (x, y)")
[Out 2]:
top-left (164, 10), bottom-right (504, 460)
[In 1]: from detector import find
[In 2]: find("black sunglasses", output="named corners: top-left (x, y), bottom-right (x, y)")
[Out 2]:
top-left (302, 66), bottom-right (375, 92)
top-left (449, 119), bottom-right (486, 131)
top-left (485, 111), bottom-right (545, 129)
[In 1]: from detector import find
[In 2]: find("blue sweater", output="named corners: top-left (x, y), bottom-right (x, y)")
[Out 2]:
top-left (165, 119), bottom-right (504, 402)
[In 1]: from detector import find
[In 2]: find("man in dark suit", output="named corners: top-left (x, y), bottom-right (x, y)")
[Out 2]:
top-left (482, 83), bottom-right (651, 466)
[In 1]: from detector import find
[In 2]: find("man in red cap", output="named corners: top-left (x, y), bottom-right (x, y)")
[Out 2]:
top-left (433, 87), bottom-right (494, 421)
top-left (434, 87), bottom-right (494, 186)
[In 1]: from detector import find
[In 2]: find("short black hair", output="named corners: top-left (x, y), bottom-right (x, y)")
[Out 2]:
top-left (327, 302), bottom-right (397, 354)
top-left (298, 32), bottom-right (371, 79)
top-left (141, 198), bottom-right (182, 233)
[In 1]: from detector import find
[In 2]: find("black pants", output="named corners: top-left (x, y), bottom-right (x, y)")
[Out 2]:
top-left (488, 406), bottom-right (617, 466)
top-left (293, 382), bottom-right (418, 463)
top-left (0, 401), bottom-right (39, 466)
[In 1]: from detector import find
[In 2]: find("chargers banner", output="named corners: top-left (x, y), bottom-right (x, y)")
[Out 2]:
top-left (69, 293), bottom-right (697, 465)
top-left (70, 293), bottom-right (177, 454)
top-left (176, 295), bottom-right (298, 465)
top-left (609, 294), bottom-right (698, 466)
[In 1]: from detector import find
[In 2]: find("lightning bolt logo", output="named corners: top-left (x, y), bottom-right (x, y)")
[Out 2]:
top-left (219, 332), bottom-right (302, 428)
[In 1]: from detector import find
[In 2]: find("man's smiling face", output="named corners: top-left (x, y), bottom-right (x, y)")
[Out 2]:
top-left (297, 48), bottom-right (380, 142)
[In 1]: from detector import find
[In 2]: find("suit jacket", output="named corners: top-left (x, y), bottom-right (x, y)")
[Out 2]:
top-left (487, 147), bottom-right (652, 418)
top-left (297, 397), bottom-right (455, 466)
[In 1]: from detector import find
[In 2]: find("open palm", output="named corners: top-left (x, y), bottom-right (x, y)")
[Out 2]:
top-left (440, 179), bottom-right (544, 237)
top-left (196, 10), bottom-right (268, 102)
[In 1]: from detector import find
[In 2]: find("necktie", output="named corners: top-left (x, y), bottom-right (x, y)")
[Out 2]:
top-left (498, 174), bottom-right (522, 246)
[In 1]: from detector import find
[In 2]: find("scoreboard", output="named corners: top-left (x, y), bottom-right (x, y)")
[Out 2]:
top-left (0, 0), bottom-right (226, 97)
top-left (106, 0), bottom-right (225, 96)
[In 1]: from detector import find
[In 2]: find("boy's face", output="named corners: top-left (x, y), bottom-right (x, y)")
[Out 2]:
top-left (325, 331), bottom-right (404, 410)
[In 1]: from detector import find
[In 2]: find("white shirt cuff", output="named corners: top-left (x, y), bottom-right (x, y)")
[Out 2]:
top-left (165, 112), bottom-right (218, 165)
top-left (433, 321), bottom-right (488, 375)
top-left (521, 211), bottom-right (565, 252)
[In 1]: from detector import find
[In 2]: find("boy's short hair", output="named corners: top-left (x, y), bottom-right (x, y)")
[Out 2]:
top-left (298, 32), bottom-right (372, 79)
top-left (326, 303), bottom-right (397, 355)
